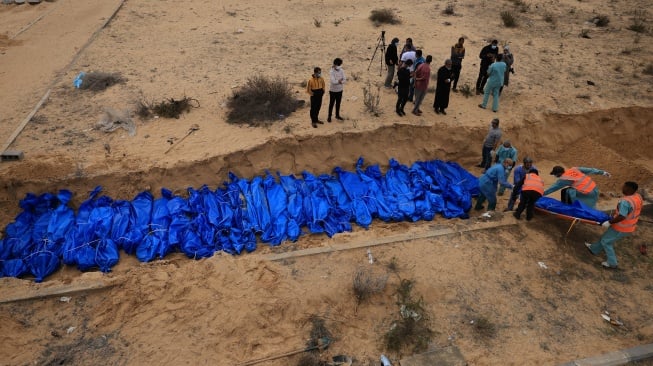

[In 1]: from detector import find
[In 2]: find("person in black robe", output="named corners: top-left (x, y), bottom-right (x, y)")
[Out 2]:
top-left (433, 59), bottom-right (453, 115)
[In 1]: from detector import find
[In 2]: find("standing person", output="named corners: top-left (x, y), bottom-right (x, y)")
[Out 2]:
top-left (495, 140), bottom-right (518, 195)
top-left (505, 157), bottom-right (536, 211)
top-left (401, 37), bottom-right (416, 56)
top-left (412, 55), bottom-right (432, 116)
top-left (544, 165), bottom-right (611, 208)
top-left (450, 37), bottom-right (465, 92)
top-left (328, 58), bottom-right (346, 122)
top-left (395, 59), bottom-right (413, 116)
top-left (478, 54), bottom-right (506, 113)
top-left (433, 59), bottom-right (453, 115)
top-left (474, 158), bottom-right (514, 213)
top-left (500, 45), bottom-right (514, 94)
top-left (384, 37), bottom-right (400, 88)
top-left (409, 50), bottom-right (425, 102)
top-left (306, 67), bottom-right (326, 128)
top-left (475, 39), bottom-right (499, 95)
top-left (586, 181), bottom-right (642, 269)
top-left (400, 48), bottom-right (417, 102)
top-left (512, 168), bottom-right (544, 221)
top-left (477, 118), bottom-right (502, 170)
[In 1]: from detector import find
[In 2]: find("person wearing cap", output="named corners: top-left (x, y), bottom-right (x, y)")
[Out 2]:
top-left (474, 158), bottom-right (514, 212)
top-left (476, 39), bottom-right (500, 95)
top-left (585, 181), bottom-right (642, 269)
top-left (505, 157), bottom-right (537, 211)
top-left (500, 45), bottom-right (514, 95)
top-left (495, 140), bottom-right (518, 195)
top-left (512, 168), bottom-right (544, 221)
top-left (477, 118), bottom-right (502, 170)
top-left (384, 37), bottom-right (400, 88)
top-left (544, 165), bottom-right (611, 208)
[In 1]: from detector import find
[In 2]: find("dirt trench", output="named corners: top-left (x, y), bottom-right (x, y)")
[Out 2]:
top-left (0, 106), bottom-right (651, 227)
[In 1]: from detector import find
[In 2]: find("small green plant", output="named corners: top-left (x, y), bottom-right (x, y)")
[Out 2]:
top-left (352, 267), bottom-right (388, 304)
top-left (459, 83), bottom-right (474, 97)
top-left (362, 81), bottom-right (382, 117)
top-left (333, 17), bottom-right (343, 26)
top-left (443, 3), bottom-right (455, 15)
top-left (501, 11), bottom-right (518, 27)
top-left (473, 316), bottom-right (497, 339)
top-left (643, 63), bottom-right (653, 76)
top-left (594, 14), bottom-right (610, 27)
top-left (384, 279), bottom-right (434, 353)
top-left (627, 10), bottom-right (648, 33)
top-left (313, 18), bottom-right (321, 27)
top-left (369, 8), bottom-right (401, 25)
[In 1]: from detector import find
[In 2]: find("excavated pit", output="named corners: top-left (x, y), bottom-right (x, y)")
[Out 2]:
top-left (0, 106), bottom-right (651, 228)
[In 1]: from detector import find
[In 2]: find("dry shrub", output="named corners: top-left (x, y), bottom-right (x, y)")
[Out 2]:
top-left (369, 8), bottom-right (401, 25)
top-left (149, 96), bottom-right (199, 119)
top-left (79, 72), bottom-right (125, 91)
top-left (443, 3), bottom-right (455, 15)
top-left (353, 266), bottom-right (388, 304)
top-left (593, 15), bottom-right (610, 27)
top-left (473, 316), bottom-right (497, 339)
top-left (384, 279), bottom-right (434, 353)
top-left (501, 11), bottom-right (518, 27)
top-left (643, 64), bottom-right (653, 76)
top-left (227, 75), bottom-right (299, 124)
top-left (307, 316), bottom-right (332, 349)
top-left (459, 83), bottom-right (474, 98)
top-left (627, 10), bottom-right (649, 33)
top-left (544, 12), bottom-right (555, 23)
top-left (362, 81), bottom-right (382, 117)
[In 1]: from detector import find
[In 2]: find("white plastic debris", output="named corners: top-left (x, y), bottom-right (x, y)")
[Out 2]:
top-left (367, 249), bottom-right (374, 264)
top-left (66, 326), bottom-right (76, 334)
top-left (59, 296), bottom-right (71, 303)
top-left (538, 262), bottom-right (548, 269)
top-left (481, 212), bottom-right (492, 218)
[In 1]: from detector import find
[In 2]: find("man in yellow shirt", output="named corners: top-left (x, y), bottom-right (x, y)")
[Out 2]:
top-left (306, 67), bottom-right (326, 128)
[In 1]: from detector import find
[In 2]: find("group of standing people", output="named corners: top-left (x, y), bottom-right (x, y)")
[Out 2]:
top-left (474, 118), bottom-right (643, 269)
top-left (306, 58), bottom-right (346, 128)
top-left (475, 39), bottom-right (514, 113)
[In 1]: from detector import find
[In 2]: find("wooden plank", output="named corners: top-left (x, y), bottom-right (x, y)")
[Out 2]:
top-left (0, 280), bottom-right (117, 304)
top-left (265, 220), bottom-right (517, 261)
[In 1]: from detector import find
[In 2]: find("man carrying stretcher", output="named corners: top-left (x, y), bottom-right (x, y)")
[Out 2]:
top-left (544, 165), bottom-right (611, 209)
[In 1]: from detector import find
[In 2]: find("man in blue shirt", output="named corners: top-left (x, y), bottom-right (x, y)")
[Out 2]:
top-left (495, 140), bottom-right (518, 195)
top-left (474, 158), bottom-right (514, 212)
top-left (504, 157), bottom-right (536, 211)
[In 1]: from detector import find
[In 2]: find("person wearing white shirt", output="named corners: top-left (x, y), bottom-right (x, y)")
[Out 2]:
top-left (328, 58), bottom-right (346, 122)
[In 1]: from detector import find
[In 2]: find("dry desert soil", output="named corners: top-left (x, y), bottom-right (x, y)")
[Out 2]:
top-left (0, 0), bottom-right (652, 365)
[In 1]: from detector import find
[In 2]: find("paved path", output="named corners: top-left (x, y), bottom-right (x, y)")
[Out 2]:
top-left (0, 0), bottom-right (123, 150)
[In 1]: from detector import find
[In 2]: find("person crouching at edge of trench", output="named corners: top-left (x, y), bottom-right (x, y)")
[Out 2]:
top-left (306, 67), bottom-right (326, 128)
top-left (474, 158), bottom-right (514, 213)
top-left (585, 181), bottom-right (642, 269)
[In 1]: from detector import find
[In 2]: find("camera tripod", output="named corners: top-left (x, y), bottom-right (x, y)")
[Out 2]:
top-left (367, 30), bottom-right (386, 76)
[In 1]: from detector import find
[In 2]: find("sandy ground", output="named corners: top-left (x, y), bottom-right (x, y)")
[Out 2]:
top-left (0, 0), bottom-right (652, 365)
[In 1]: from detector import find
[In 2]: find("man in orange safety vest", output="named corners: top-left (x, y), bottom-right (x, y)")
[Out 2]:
top-left (512, 168), bottom-right (544, 221)
top-left (544, 165), bottom-right (610, 208)
top-left (585, 181), bottom-right (642, 269)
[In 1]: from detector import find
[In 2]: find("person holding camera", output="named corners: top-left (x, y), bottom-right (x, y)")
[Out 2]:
top-left (306, 67), bottom-right (326, 128)
top-left (500, 45), bottom-right (514, 95)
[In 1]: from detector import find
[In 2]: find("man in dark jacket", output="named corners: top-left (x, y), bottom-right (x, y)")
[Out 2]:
top-left (395, 59), bottom-right (413, 116)
top-left (384, 37), bottom-right (400, 88)
top-left (475, 39), bottom-right (499, 95)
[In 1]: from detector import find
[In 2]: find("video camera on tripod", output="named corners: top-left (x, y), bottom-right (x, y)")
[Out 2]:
top-left (367, 30), bottom-right (386, 76)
